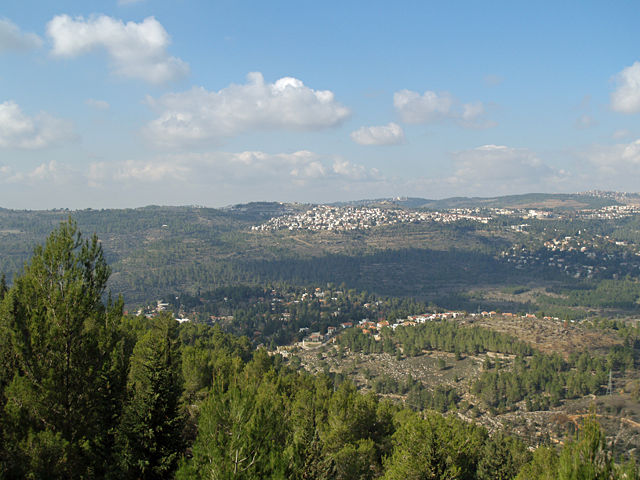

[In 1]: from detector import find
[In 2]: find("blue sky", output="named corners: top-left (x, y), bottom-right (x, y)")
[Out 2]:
top-left (2, 1), bottom-right (640, 208)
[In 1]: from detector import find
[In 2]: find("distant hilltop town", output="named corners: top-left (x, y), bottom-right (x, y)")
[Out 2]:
top-left (251, 202), bottom-right (640, 232)
top-left (252, 205), bottom-right (491, 232)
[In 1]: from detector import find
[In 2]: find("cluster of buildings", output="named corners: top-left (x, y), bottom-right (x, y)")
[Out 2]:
top-left (501, 231), bottom-right (640, 279)
top-left (355, 311), bottom-right (464, 335)
top-left (579, 190), bottom-right (638, 202)
top-left (135, 300), bottom-right (192, 323)
top-left (250, 200), bottom-right (640, 234)
top-left (252, 205), bottom-right (491, 232)
top-left (579, 204), bottom-right (640, 220)
top-left (301, 309), bottom-right (563, 345)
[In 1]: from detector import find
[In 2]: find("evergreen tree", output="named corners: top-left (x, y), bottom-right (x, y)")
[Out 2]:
top-left (557, 414), bottom-right (614, 480)
top-left (0, 273), bottom-right (7, 300)
top-left (117, 313), bottom-right (185, 479)
top-left (477, 431), bottom-right (531, 480)
top-left (0, 219), bottom-right (123, 478)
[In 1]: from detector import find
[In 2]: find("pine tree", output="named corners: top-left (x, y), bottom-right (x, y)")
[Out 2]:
top-left (0, 219), bottom-right (123, 478)
top-left (557, 414), bottom-right (614, 480)
top-left (117, 313), bottom-right (185, 479)
top-left (0, 273), bottom-right (7, 300)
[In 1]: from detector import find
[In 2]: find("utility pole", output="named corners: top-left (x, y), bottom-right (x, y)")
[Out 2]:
top-left (607, 370), bottom-right (613, 396)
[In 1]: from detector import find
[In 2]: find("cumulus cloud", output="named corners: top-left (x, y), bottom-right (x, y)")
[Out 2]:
top-left (611, 62), bottom-right (640, 114)
top-left (87, 149), bottom-right (380, 189)
top-left (394, 89), bottom-right (491, 128)
top-left (0, 160), bottom-right (76, 186)
top-left (331, 159), bottom-right (380, 180)
top-left (0, 18), bottom-right (42, 53)
top-left (115, 160), bottom-right (189, 182)
top-left (583, 139), bottom-right (640, 178)
top-left (144, 72), bottom-right (351, 146)
top-left (85, 98), bottom-right (110, 110)
top-left (0, 101), bottom-right (75, 149)
top-left (46, 14), bottom-right (189, 84)
top-left (445, 145), bottom-right (567, 194)
top-left (350, 122), bottom-right (404, 146)
top-left (28, 160), bottom-right (74, 183)
top-left (394, 90), bottom-right (453, 123)
top-left (0, 164), bottom-right (22, 183)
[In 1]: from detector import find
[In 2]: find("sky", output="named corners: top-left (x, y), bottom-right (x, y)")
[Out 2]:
top-left (2, 1), bottom-right (640, 209)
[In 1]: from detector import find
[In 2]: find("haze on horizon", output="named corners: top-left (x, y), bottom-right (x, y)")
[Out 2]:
top-left (2, 1), bottom-right (640, 210)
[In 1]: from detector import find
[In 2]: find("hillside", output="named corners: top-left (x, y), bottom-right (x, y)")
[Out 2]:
top-left (1, 192), bottom-right (640, 311)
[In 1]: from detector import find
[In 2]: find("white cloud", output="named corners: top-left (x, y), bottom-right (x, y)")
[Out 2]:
top-left (88, 159), bottom-right (189, 185)
top-left (28, 160), bottom-right (71, 183)
top-left (459, 102), bottom-right (494, 128)
top-left (350, 122), bottom-right (404, 146)
top-left (611, 61), bottom-right (640, 114)
top-left (85, 98), bottom-right (110, 110)
top-left (144, 72), bottom-right (351, 146)
top-left (0, 18), bottom-right (42, 53)
top-left (0, 161), bottom-right (75, 185)
top-left (46, 14), bottom-right (189, 84)
top-left (562, 139), bottom-right (640, 193)
top-left (583, 139), bottom-right (640, 178)
top-left (220, 151), bottom-right (378, 182)
top-left (331, 159), bottom-right (381, 180)
top-left (394, 89), bottom-right (453, 123)
top-left (461, 102), bottom-right (483, 122)
top-left (446, 145), bottom-right (567, 194)
top-left (0, 164), bottom-right (22, 183)
top-left (0, 101), bottom-right (75, 149)
top-left (72, 149), bottom-right (390, 207)
top-left (86, 149), bottom-right (380, 189)
top-left (115, 160), bottom-right (189, 182)
top-left (394, 89), bottom-right (492, 128)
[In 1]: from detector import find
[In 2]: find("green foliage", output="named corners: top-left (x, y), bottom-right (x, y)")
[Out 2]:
top-left (540, 278), bottom-right (640, 309)
top-left (0, 220), bottom-right (637, 479)
top-left (515, 446), bottom-right (559, 480)
top-left (477, 432), bottom-right (531, 480)
top-left (0, 219), bottom-right (127, 478)
top-left (516, 414), bottom-right (628, 480)
top-left (117, 314), bottom-right (185, 479)
top-left (472, 349), bottom-right (615, 411)
top-left (382, 410), bottom-right (488, 479)
top-left (339, 320), bottom-right (532, 357)
top-left (557, 415), bottom-right (614, 480)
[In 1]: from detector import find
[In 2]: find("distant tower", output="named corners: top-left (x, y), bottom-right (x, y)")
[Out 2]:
top-left (607, 370), bottom-right (613, 396)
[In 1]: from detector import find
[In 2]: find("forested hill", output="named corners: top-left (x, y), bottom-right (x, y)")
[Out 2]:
top-left (0, 202), bottom-right (543, 304)
top-left (0, 191), bottom-right (638, 307)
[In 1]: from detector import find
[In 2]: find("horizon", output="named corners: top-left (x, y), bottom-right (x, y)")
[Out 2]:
top-left (2, 2), bottom-right (640, 209)
top-left (0, 189), bottom-right (636, 212)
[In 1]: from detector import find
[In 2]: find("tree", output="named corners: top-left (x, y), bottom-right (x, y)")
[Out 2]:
top-left (177, 351), bottom-right (289, 479)
top-left (117, 313), bottom-right (185, 479)
top-left (477, 431), bottom-right (531, 480)
top-left (515, 446), bottom-right (559, 480)
top-left (516, 414), bottom-right (632, 480)
top-left (0, 273), bottom-right (7, 300)
top-left (383, 410), bottom-right (487, 480)
top-left (0, 219), bottom-right (124, 478)
top-left (557, 414), bottom-right (614, 480)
